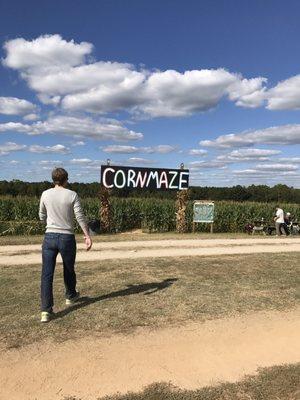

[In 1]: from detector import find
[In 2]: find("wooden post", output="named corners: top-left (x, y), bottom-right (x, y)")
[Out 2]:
top-left (176, 163), bottom-right (189, 233)
top-left (99, 159), bottom-right (112, 233)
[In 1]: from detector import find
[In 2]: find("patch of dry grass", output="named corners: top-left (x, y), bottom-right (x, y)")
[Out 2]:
top-left (0, 252), bottom-right (299, 349)
top-left (64, 364), bottom-right (300, 400)
top-left (0, 231), bottom-right (253, 246)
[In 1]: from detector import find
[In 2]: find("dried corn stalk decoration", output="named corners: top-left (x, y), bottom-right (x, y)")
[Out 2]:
top-left (176, 189), bottom-right (189, 233)
top-left (99, 185), bottom-right (112, 233)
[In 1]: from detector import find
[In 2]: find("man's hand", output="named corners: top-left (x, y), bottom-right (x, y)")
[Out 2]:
top-left (84, 235), bottom-right (92, 251)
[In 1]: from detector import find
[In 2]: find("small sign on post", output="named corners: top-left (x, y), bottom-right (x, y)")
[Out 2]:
top-left (193, 201), bottom-right (215, 233)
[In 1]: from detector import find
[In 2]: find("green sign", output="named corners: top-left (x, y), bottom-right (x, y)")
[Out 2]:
top-left (193, 202), bottom-right (214, 223)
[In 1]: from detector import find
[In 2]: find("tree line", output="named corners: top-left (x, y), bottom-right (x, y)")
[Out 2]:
top-left (0, 180), bottom-right (299, 203)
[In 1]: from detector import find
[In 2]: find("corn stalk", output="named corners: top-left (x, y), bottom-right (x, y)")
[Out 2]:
top-left (99, 185), bottom-right (112, 233)
top-left (176, 189), bottom-right (189, 233)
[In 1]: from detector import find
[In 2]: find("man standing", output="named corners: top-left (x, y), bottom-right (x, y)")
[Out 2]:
top-left (39, 168), bottom-right (92, 323)
top-left (274, 205), bottom-right (286, 236)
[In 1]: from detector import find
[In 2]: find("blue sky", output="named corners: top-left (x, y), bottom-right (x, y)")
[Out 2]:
top-left (0, 0), bottom-right (300, 186)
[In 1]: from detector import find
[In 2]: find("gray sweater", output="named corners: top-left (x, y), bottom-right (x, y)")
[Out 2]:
top-left (39, 188), bottom-right (87, 234)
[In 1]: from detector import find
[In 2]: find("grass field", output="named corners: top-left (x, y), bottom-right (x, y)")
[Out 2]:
top-left (1, 252), bottom-right (299, 350)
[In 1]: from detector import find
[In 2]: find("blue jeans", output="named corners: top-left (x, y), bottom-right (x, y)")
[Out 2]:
top-left (41, 233), bottom-right (77, 312)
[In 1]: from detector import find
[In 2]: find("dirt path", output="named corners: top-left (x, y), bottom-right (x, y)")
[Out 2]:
top-left (1, 237), bottom-right (300, 266)
top-left (1, 307), bottom-right (299, 400)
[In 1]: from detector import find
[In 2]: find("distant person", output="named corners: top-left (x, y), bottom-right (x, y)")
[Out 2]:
top-left (274, 206), bottom-right (287, 236)
top-left (285, 212), bottom-right (292, 224)
top-left (284, 212), bottom-right (293, 236)
top-left (39, 168), bottom-right (92, 323)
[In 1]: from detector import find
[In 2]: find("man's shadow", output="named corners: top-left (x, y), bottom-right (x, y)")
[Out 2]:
top-left (54, 278), bottom-right (178, 320)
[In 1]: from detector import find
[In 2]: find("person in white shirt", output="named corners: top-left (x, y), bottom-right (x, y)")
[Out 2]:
top-left (274, 206), bottom-right (286, 236)
top-left (39, 168), bottom-right (92, 323)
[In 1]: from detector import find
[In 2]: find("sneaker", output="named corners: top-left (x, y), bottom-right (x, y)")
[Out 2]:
top-left (65, 291), bottom-right (80, 306)
top-left (41, 311), bottom-right (53, 323)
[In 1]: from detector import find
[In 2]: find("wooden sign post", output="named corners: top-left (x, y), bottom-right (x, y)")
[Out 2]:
top-left (176, 163), bottom-right (189, 233)
top-left (100, 163), bottom-right (190, 234)
top-left (99, 159), bottom-right (112, 233)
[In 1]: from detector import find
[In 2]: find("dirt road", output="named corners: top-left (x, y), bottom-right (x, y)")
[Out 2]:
top-left (1, 237), bottom-right (300, 266)
top-left (1, 307), bottom-right (299, 400)
top-left (1, 237), bottom-right (300, 399)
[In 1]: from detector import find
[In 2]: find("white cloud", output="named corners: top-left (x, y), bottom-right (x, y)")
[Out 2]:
top-left (266, 75), bottom-right (300, 110)
top-left (0, 141), bottom-right (70, 155)
top-left (126, 157), bottom-right (155, 165)
top-left (72, 141), bottom-right (85, 146)
top-left (0, 121), bottom-right (35, 134)
top-left (38, 160), bottom-right (63, 165)
top-left (138, 69), bottom-right (235, 117)
top-left (28, 144), bottom-right (70, 154)
top-left (149, 145), bottom-right (177, 154)
top-left (3, 34), bottom-right (92, 70)
top-left (38, 94), bottom-right (61, 105)
top-left (233, 163), bottom-right (299, 180)
top-left (23, 113), bottom-right (39, 121)
top-left (189, 149), bottom-right (208, 156)
top-left (0, 142), bottom-right (26, 155)
top-left (228, 72), bottom-right (300, 111)
top-left (235, 89), bottom-right (266, 108)
top-left (0, 115), bottom-right (143, 141)
top-left (82, 163), bottom-right (105, 170)
top-left (255, 163), bottom-right (298, 171)
top-left (189, 160), bottom-right (227, 169)
top-left (62, 68), bottom-right (246, 117)
top-left (229, 148), bottom-right (281, 157)
top-left (102, 144), bottom-right (177, 154)
top-left (2, 35), bottom-right (268, 118)
top-left (34, 115), bottom-right (143, 141)
top-left (8, 34), bottom-right (300, 118)
top-left (234, 169), bottom-right (298, 176)
top-left (69, 159), bottom-right (105, 170)
top-left (0, 96), bottom-right (36, 115)
top-left (138, 70), bottom-right (267, 117)
top-left (102, 145), bottom-right (140, 154)
top-left (70, 158), bottom-right (92, 164)
top-left (216, 148), bottom-right (281, 162)
top-left (278, 157), bottom-right (300, 163)
top-left (227, 77), bottom-right (267, 108)
top-left (29, 61), bottom-right (145, 114)
top-left (201, 124), bottom-right (300, 148)
top-left (51, 63), bottom-right (144, 113)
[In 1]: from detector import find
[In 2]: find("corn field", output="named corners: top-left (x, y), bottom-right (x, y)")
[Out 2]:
top-left (0, 195), bottom-right (299, 235)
